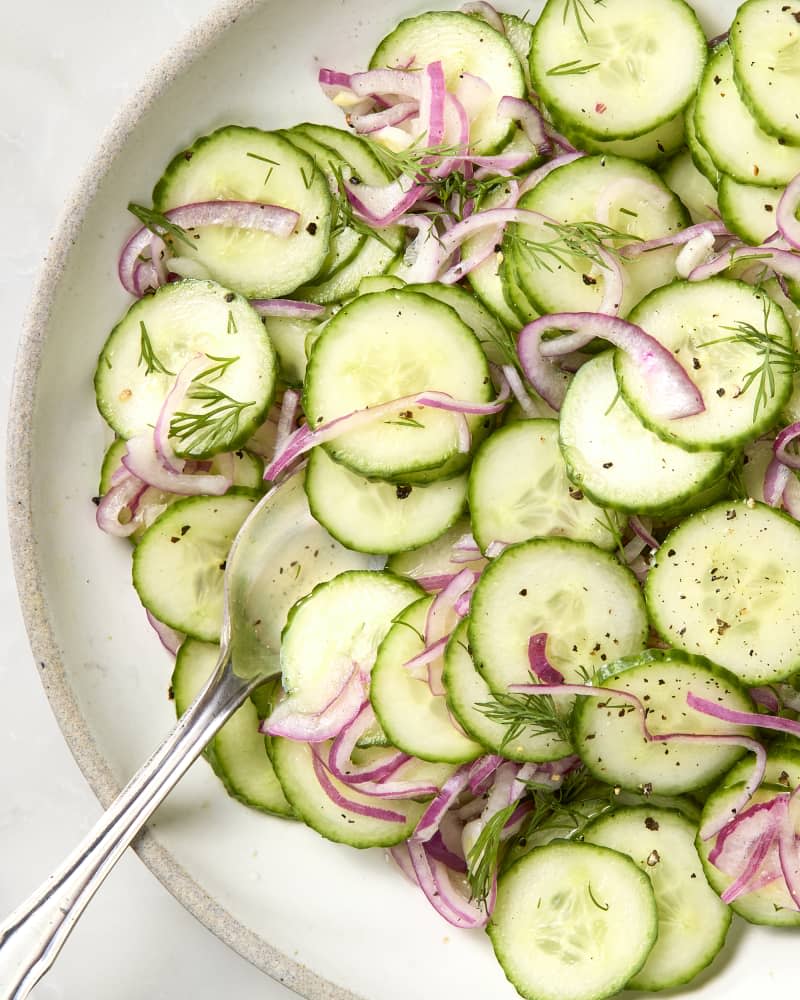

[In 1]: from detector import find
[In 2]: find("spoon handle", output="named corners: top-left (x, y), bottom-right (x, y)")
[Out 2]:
top-left (0, 649), bottom-right (254, 999)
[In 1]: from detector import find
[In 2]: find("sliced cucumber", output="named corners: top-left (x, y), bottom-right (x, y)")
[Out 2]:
top-left (530, 0), bottom-right (705, 140)
top-left (718, 173), bottom-right (785, 245)
top-left (661, 148), bottom-right (720, 224)
top-left (695, 45), bottom-right (800, 187)
top-left (173, 639), bottom-right (293, 816)
top-left (132, 492), bottom-right (257, 642)
top-left (262, 313), bottom-right (323, 387)
top-left (386, 518), bottom-right (486, 583)
top-left (489, 841), bottom-right (657, 1000)
top-left (95, 279), bottom-right (277, 457)
top-left (583, 806), bottom-right (731, 991)
top-left (226, 471), bottom-right (385, 676)
top-left (370, 11), bottom-right (524, 153)
top-left (467, 249), bottom-right (523, 331)
top-left (153, 126), bottom-right (332, 298)
top-left (303, 289), bottom-right (491, 479)
top-left (559, 352), bottom-right (731, 515)
top-left (723, 744), bottom-right (800, 792)
top-left (443, 620), bottom-right (572, 763)
top-left (617, 279), bottom-right (793, 451)
top-left (370, 598), bottom-right (483, 764)
top-left (280, 570), bottom-right (422, 714)
top-left (558, 113), bottom-right (686, 165)
top-left (730, 0), bottom-right (800, 145)
top-left (469, 418), bottom-right (622, 552)
top-left (573, 650), bottom-right (755, 795)
top-left (646, 500), bottom-right (800, 685)
top-left (469, 538), bottom-right (648, 690)
top-left (305, 446), bottom-right (467, 555)
top-left (685, 98), bottom-right (720, 185)
top-left (697, 782), bottom-right (800, 926)
top-left (501, 12), bottom-right (534, 89)
top-left (507, 155), bottom-right (687, 318)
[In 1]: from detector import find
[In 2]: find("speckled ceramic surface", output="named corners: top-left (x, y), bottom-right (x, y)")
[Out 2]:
top-left (7, 1), bottom-right (799, 997)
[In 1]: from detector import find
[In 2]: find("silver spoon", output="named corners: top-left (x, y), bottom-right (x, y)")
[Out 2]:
top-left (0, 483), bottom-right (292, 999)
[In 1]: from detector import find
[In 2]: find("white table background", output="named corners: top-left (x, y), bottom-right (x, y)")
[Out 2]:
top-left (1, 2), bottom-right (297, 996)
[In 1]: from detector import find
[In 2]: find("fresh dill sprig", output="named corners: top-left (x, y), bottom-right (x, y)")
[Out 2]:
top-left (246, 151), bottom-right (279, 186)
top-left (507, 220), bottom-right (640, 274)
top-left (467, 803), bottom-right (517, 905)
top-left (476, 691), bottom-right (573, 749)
top-left (563, 0), bottom-right (598, 44)
top-left (546, 59), bottom-right (601, 77)
top-left (128, 202), bottom-right (197, 253)
top-left (594, 509), bottom-right (626, 563)
top-left (197, 354), bottom-right (240, 383)
top-left (170, 384), bottom-right (255, 454)
top-left (137, 321), bottom-right (174, 377)
top-left (329, 163), bottom-right (397, 250)
top-left (696, 294), bottom-right (800, 420)
top-left (227, 310), bottom-right (238, 335)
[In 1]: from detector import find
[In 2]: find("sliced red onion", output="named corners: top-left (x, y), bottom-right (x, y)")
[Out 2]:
top-left (623, 533), bottom-right (647, 564)
top-left (484, 540), bottom-right (508, 559)
top-left (620, 221), bottom-right (729, 260)
top-left (250, 299), bottom-right (327, 319)
top-left (349, 68), bottom-right (424, 101)
top-left (341, 774), bottom-right (442, 800)
top-left (404, 635), bottom-right (450, 675)
top-left (427, 830), bottom-right (468, 873)
top-left (122, 433), bottom-right (231, 496)
top-left (264, 388), bottom-right (487, 481)
top-left (346, 173), bottom-right (426, 228)
top-left (274, 389), bottom-right (300, 456)
top-left (527, 633), bottom-right (564, 685)
top-left (468, 754), bottom-right (504, 795)
top-left (261, 668), bottom-right (365, 742)
top-left (146, 610), bottom-right (183, 656)
top-left (419, 61), bottom-right (447, 148)
top-left (750, 686), bottom-right (782, 713)
top-left (532, 313), bottom-right (705, 420)
top-left (764, 457), bottom-right (791, 507)
top-left (548, 128), bottom-right (578, 154)
top-left (407, 841), bottom-right (488, 927)
top-left (417, 383), bottom-right (510, 417)
top-left (96, 473), bottom-right (148, 537)
top-left (517, 318), bottom-right (572, 410)
top-left (328, 702), bottom-right (411, 784)
top-left (429, 93), bottom-right (471, 180)
top-left (413, 764), bottom-right (472, 843)
top-left (451, 532), bottom-right (481, 560)
top-left (425, 568), bottom-right (476, 645)
top-left (676, 229), bottom-right (719, 279)
top-left (311, 747), bottom-right (407, 824)
top-left (689, 245), bottom-right (800, 284)
top-left (687, 692), bottom-right (800, 742)
top-left (500, 364), bottom-right (540, 417)
top-left (777, 171), bottom-right (800, 250)
top-left (318, 68), bottom-right (354, 100)
top-left (708, 30), bottom-right (729, 48)
top-left (628, 554), bottom-right (651, 584)
top-left (416, 572), bottom-right (463, 592)
top-left (497, 96), bottom-right (552, 157)
top-left (709, 795), bottom-right (787, 902)
top-left (630, 515), bottom-right (659, 551)
top-left (454, 589), bottom-right (472, 617)
top-left (778, 788), bottom-right (800, 909)
top-left (397, 214), bottom-right (442, 281)
top-left (518, 152), bottom-right (585, 198)
top-left (153, 355), bottom-right (210, 474)
top-left (349, 101), bottom-right (419, 134)
top-left (460, 0), bottom-right (505, 32)
top-left (774, 422), bottom-right (800, 471)
top-left (388, 843), bottom-right (419, 885)
top-left (509, 682), bottom-right (767, 840)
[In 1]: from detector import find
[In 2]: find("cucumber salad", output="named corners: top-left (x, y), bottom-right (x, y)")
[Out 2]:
top-left (93, 1), bottom-right (800, 997)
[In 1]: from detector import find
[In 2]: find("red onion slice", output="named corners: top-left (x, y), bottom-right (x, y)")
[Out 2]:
top-left (749, 686), bottom-right (782, 713)
top-left (388, 843), bottom-right (419, 885)
top-left (516, 319), bottom-right (573, 411)
top-left (349, 101), bottom-right (419, 134)
top-left (527, 633), bottom-right (564, 685)
top-left (709, 795), bottom-right (787, 902)
top-left (777, 171), bottom-right (800, 251)
top-left (318, 68), bottom-right (354, 100)
top-left (250, 299), bottom-right (326, 319)
top-left (346, 173), bottom-right (426, 228)
top-left (778, 788), bottom-right (800, 909)
top-left (407, 841), bottom-right (488, 928)
top-left (413, 764), bottom-right (472, 843)
top-left (274, 389), bottom-right (301, 456)
top-left (145, 610), bottom-right (184, 656)
top-left (404, 635), bottom-right (450, 675)
top-left (630, 515), bottom-right (659, 551)
top-left (764, 456), bottom-right (792, 507)
top-left (153, 355), bottom-right (210, 474)
top-left (96, 474), bottom-right (148, 537)
top-left (774, 422), bottom-right (800, 471)
top-left (119, 202), bottom-right (300, 296)
top-left (468, 754), bottom-right (504, 795)
top-left (261, 668), bottom-right (365, 742)
top-left (122, 433), bottom-right (232, 496)
top-left (425, 568), bottom-right (476, 645)
top-left (619, 221), bottom-right (729, 260)
top-left (416, 572), bottom-right (463, 592)
top-left (349, 68), bottom-right (424, 100)
top-left (460, 0), bottom-right (505, 32)
top-left (687, 693), bottom-right (800, 741)
top-left (533, 312), bottom-right (705, 420)
top-left (497, 96), bottom-right (552, 157)
top-left (689, 245), bottom-right (800, 284)
top-left (328, 702), bottom-right (411, 785)
top-left (426, 830), bottom-right (468, 873)
top-left (419, 61), bottom-right (447, 148)
top-left (311, 747), bottom-right (407, 824)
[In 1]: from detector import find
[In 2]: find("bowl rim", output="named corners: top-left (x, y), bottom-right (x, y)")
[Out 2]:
top-left (5, 3), bottom-right (360, 997)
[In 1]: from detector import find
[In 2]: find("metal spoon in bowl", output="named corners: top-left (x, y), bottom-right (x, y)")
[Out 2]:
top-left (0, 478), bottom-right (314, 999)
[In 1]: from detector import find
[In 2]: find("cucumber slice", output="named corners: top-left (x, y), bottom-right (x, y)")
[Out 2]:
top-left (132, 492), bottom-right (258, 642)
top-left (404, 282), bottom-right (516, 367)
top-left (717, 174), bottom-right (785, 245)
top-left (467, 249), bottom-right (523, 331)
top-left (262, 313), bottom-right (324, 387)
top-left (501, 12), bottom-right (534, 89)
top-left (270, 737), bottom-right (434, 848)
top-left (303, 289), bottom-right (492, 479)
top-left (369, 11), bottom-right (524, 154)
top-left (573, 650), bottom-right (756, 795)
top-left (695, 45), bottom-right (800, 187)
top-left (305, 446), bottom-right (467, 555)
top-left (558, 113), bottom-right (686, 165)
top-left (730, 0), bottom-right (800, 145)
top-left (723, 744), bottom-right (800, 791)
top-left (488, 841), bottom-right (658, 1000)
top-left (646, 500), bottom-right (800, 685)
top-left (98, 439), bottom-right (128, 495)
top-left (507, 155), bottom-right (687, 318)
top-left (173, 639), bottom-right (293, 816)
top-left (226, 470), bottom-right (384, 676)
top-left (153, 126), bottom-right (332, 298)
top-left (697, 782), bottom-right (800, 926)
top-left (443, 620), bottom-right (572, 763)
top-left (469, 538), bottom-right (648, 691)
top-left (661, 148), bottom-right (720, 224)
top-left (370, 598), bottom-right (483, 764)
top-left (617, 279), bottom-right (793, 451)
top-left (280, 570), bottom-right (422, 714)
top-left (583, 806), bottom-right (731, 991)
top-left (297, 228), bottom-right (401, 305)
top-left (469, 418), bottom-right (623, 552)
top-left (386, 518), bottom-right (486, 583)
top-left (559, 352), bottom-right (731, 515)
top-left (685, 98), bottom-right (720, 185)
top-left (292, 123), bottom-right (394, 186)
top-left (500, 246), bottom-right (541, 325)
top-left (530, 0), bottom-right (705, 140)
top-left (95, 280), bottom-right (277, 457)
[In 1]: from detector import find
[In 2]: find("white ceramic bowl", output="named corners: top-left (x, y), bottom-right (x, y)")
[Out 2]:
top-left (8, 1), bottom-right (798, 997)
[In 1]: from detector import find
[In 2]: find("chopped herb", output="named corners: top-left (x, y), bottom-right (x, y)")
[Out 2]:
top-left (587, 883), bottom-right (610, 910)
top-left (169, 360), bottom-right (253, 453)
top-left (546, 59), bottom-right (601, 77)
top-left (619, 207), bottom-right (639, 218)
top-left (563, 0), bottom-right (598, 43)
top-left (507, 219), bottom-right (640, 275)
top-left (384, 417), bottom-right (425, 429)
top-left (128, 202), bottom-right (197, 252)
top-left (226, 310), bottom-right (238, 335)
top-left (467, 803), bottom-right (517, 905)
top-left (477, 690), bottom-right (573, 748)
top-left (138, 321), bottom-right (174, 377)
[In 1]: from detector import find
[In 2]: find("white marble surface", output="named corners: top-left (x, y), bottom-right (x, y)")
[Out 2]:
top-left (1, 3), bottom-right (296, 996)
